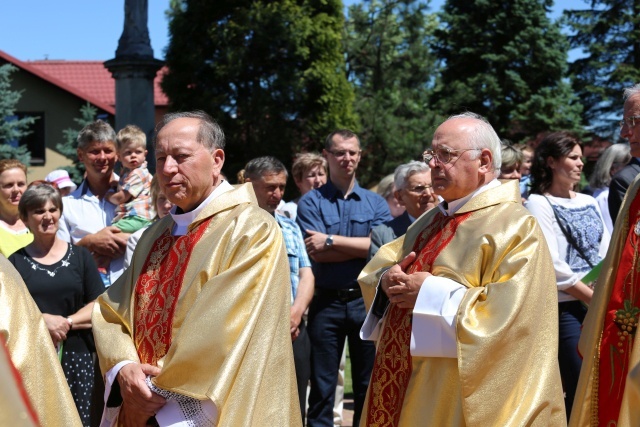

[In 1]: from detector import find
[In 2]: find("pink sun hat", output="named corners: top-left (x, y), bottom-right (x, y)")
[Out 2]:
top-left (45, 169), bottom-right (78, 192)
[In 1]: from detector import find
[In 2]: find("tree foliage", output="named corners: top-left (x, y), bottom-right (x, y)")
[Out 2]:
top-left (0, 64), bottom-right (35, 164)
top-left (162, 0), bottom-right (358, 176)
top-left (345, 0), bottom-right (439, 186)
top-left (433, 0), bottom-right (582, 141)
top-left (564, 0), bottom-right (640, 138)
top-left (55, 103), bottom-right (97, 184)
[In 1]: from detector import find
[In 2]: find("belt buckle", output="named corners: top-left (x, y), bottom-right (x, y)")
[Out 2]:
top-left (338, 288), bottom-right (359, 302)
top-left (337, 289), bottom-right (350, 302)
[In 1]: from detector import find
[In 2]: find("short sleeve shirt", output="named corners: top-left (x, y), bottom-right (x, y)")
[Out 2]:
top-left (275, 213), bottom-right (311, 304)
top-left (117, 164), bottom-right (154, 220)
top-left (57, 180), bottom-right (124, 285)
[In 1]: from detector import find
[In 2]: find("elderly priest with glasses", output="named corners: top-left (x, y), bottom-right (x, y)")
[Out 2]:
top-left (358, 112), bottom-right (566, 426)
top-left (608, 83), bottom-right (640, 224)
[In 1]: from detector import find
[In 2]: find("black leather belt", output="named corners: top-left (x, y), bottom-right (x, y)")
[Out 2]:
top-left (314, 287), bottom-right (362, 302)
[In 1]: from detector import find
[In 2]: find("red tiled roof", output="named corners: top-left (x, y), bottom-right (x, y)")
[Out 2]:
top-left (27, 60), bottom-right (169, 107)
top-left (0, 50), bottom-right (168, 115)
top-left (0, 49), bottom-right (115, 114)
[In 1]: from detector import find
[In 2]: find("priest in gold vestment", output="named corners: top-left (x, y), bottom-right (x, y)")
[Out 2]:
top-left (359, 113), bottom-right (566, 426)
top-left (570, 174), bottom-right (640, 427)
top-left (0, 255), bottom-right (82, 427)
top-left (93, 112), bottom-right (300, 427)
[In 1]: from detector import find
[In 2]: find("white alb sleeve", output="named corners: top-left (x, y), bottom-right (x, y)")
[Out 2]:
top-left (410, 276), bottom-right (466, 358)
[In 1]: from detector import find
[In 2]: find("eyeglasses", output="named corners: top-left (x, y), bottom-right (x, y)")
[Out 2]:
top-left (619, 115), bottom-right (640, 129)
top-left (327, 149), bottom-right (361, 159)
top-left (423, 147), bottom-right (481, 165)
top-left (405, 184), bottom-right (433, 194)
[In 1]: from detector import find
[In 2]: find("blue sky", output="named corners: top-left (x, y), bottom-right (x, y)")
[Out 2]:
top-left (0, 0), bottom-right (587, 62)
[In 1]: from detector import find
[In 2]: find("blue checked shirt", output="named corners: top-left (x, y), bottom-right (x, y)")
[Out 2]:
top-left (275, 213), bottom-right (311, 304)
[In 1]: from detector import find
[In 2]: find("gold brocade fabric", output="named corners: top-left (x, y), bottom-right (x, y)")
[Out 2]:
top-left (0, 335), bottom-right (38, 427)
top-left (571, 175), bottom-right (640, 427)
top-left (93, 183), bottom-right (301, 427)
top-left (366, 212), bottom-right (471, 426)
top-left (358, 180), bottom-right (566, 427)
top-left (0, 255), bottom-right (82, 427)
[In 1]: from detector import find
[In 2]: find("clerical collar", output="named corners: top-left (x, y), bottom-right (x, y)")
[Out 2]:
top-left (170, 180), bottom-right (234, 236)
top-left (437, 179), bottom-right (501, 216)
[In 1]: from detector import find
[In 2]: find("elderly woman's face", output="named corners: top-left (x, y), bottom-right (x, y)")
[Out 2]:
top-left (0, 167), bottom-right (27, 213)
top-left (25, 199), bottom-right (60, 236)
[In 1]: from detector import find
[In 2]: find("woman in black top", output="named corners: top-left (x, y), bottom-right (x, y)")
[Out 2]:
top-left (9, 183), bottom-right (104, 426)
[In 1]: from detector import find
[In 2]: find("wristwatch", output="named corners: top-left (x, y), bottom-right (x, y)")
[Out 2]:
top-left (67, 317), bottom-right (73, 329)
top-left (325, 234), bottom-right (334, 247)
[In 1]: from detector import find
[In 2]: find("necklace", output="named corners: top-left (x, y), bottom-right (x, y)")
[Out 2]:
top-left (24, 244), bottom-right (73, 277)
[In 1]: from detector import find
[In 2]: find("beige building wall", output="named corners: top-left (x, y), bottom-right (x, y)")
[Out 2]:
top-left (3, 61), bottom-right (113, 184)
top-left (28, 149), bottom-right (74, 182)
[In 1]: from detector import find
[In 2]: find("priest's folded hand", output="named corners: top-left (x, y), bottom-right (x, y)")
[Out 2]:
top-left (387, 270), bottom-right (431, 309)
top-left (381, 251), bottom-right (417, 298)
top-left (117, 362), bottom-right (166, 426)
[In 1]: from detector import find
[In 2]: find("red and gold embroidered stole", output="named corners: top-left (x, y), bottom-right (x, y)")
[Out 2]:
top-left (133, 218), bottom-right (212, 365)
top-left (366, 211), bottom-right (472, 427)
top-left (595, 195), bottom-right (640, 425)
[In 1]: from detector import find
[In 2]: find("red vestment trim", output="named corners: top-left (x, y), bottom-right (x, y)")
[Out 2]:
top-left (596, 194), bottom-right (640, 425)
top-left (134, 218), bottom-right (212, 365)
top-left (0, 335), bottom-right (40, 426)
top-left (366, 211), bottom-right (472, 427)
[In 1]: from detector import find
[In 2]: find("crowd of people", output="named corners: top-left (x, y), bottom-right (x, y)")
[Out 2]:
top-left (0, 84), bottom-right (640, 427)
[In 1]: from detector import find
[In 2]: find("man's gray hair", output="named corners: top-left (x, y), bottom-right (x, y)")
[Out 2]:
top-left (155, 110), bottom-right (225, 151)
top-left (446, 112), bottom-right (502, 171)
top-left (623, 83), bottom-right (640, 100)
top-left (244, 156), bottom-right (288, 181)
top-left (77, 120), bottom-right (117, 150)
top-left (394, 161), bottom-right (430, 190)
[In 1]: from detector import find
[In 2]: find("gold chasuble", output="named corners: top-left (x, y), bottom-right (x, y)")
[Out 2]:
top-left (571, 176), bottom-right (640, 427)
top-left (0, 335), bottom-right (39, 427)
top-left (0, 255), bottom-right (82, 427)
top-left (359, 180), bottom-right (566, 427)
top-left (93, 183), bottom-right (301, 427)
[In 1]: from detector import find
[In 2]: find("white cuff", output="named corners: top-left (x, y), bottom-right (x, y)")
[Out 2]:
top-left (410, 276), bottom-right (466, 358)
top-left (155, 399), bottom-right (217, 426)
top-left (147, 377), bottom-right (217, 426)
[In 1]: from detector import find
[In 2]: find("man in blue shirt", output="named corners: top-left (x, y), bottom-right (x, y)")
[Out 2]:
top-left (297, 130), bottom-right (391, 427)
top-left (243, 156), bottom-right (314, 424)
